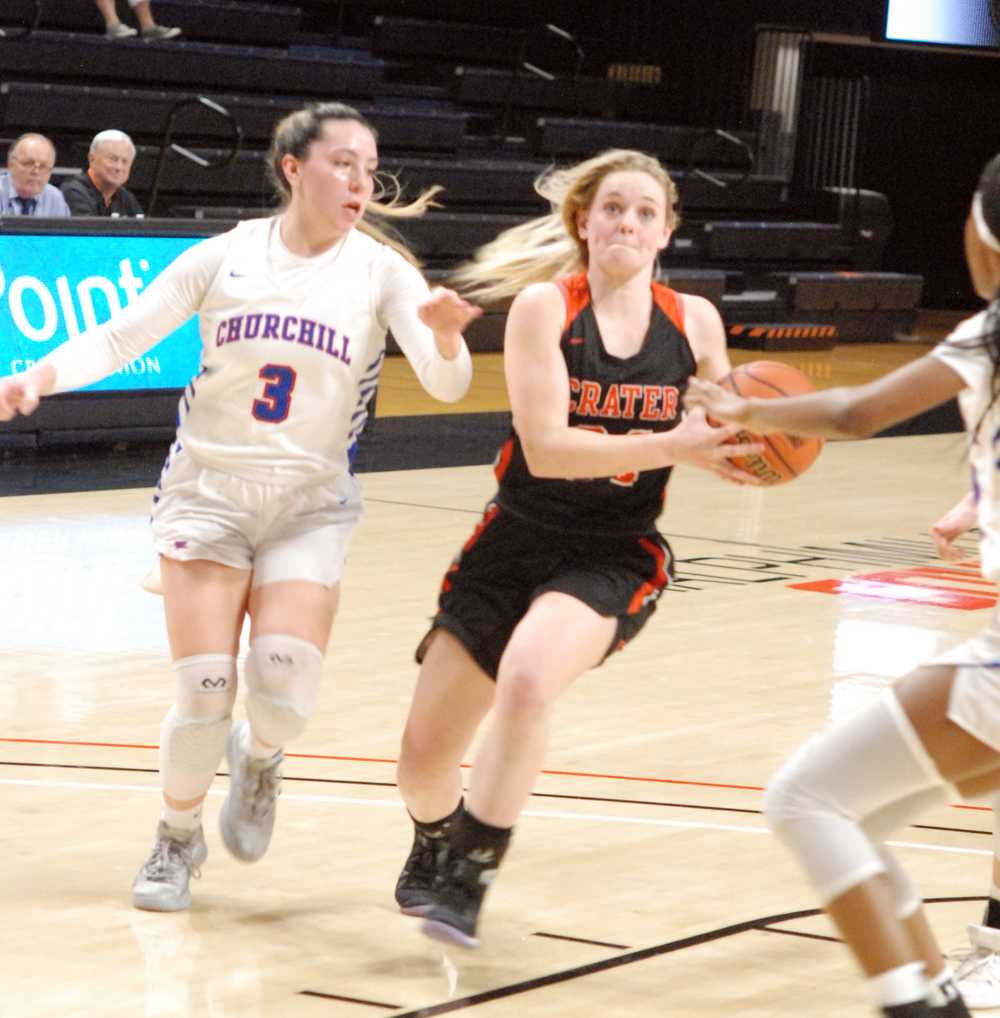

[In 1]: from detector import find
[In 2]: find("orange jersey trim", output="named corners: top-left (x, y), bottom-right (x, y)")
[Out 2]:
top-left (652, 281), bottom-right (684, 334)
top-left (557, 273), bottom-right (685, 336)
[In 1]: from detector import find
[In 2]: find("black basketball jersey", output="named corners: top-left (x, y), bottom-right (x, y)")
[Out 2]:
top-left (494, 272), bottom-right (697, 535)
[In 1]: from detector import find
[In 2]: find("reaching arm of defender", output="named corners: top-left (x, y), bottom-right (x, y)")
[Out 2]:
top-left (684, 354), bottom-right (967, 439)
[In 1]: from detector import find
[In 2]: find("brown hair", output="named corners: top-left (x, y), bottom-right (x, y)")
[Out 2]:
top-left (268, 102), bottom-right (440, 265)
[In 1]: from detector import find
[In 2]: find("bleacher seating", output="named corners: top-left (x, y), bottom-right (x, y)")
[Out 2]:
top-left (0, 0), bottom-right (923, 351)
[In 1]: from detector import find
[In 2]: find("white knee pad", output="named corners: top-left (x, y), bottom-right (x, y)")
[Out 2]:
top-left (764, 691), bottom-right (944, 905)
top-left (244, 634), bottom-right (323, 750)
top-left (160, 654), bottom-right (237, 801)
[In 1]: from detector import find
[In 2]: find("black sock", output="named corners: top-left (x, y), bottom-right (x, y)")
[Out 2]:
top-left (455, 808), bottom-right (512, 865)
top-left (412, 800), bottom-right (465, 840)
top-left (882, 1001), bottom-right (934, 1018)
top-left (983, 895), bottom-right (1000, 929)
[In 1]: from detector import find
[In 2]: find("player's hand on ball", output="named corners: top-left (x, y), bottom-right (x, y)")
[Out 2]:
top-left (683, 376), bottom-right (751, 426)
top-left (669, 405), bottom-right (763, 484)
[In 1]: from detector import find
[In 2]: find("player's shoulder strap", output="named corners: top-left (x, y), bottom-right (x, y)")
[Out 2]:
top-left (651, 279), bottom-right (685, 334)
top-left (554, 272), bottom-right (591, 333)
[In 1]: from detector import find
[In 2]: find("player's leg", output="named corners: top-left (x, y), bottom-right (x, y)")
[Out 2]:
top-left (419, 591), bottom-right (616, 948)
top-left (766, 664), bottom-right (1000, 1016)
top-left (218, 500), bottom-right (353, 863)
top-left (212, 578), bottom-right (335, 863)
top-left (944, 781), bottom-right (1000, 1011)
top-left (394, 629), bottom-right (495, 916)
top-left (133, 556), bottom-right (250, 911)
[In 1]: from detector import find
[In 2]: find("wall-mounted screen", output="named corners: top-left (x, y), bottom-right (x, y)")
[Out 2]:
top-left (0, 233), bottom-right (204, 392)
top-left (883, 0), bottom-right (999, 48)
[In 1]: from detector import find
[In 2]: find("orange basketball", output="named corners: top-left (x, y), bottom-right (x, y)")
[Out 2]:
top-left (716, 360), bottom-right (823, 485)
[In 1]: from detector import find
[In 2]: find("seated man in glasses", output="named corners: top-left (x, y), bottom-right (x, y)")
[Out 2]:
top-left (1, 134), bottom-right (71, 217)
top-left (61, 130), bottom-right (143, 218)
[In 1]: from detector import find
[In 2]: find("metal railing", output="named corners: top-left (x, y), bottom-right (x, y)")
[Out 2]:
top-left (498, 22), bottom-right (585, 136)
top-left (147, 96), bottom-right (242, 218)
top-left (0, 0), bottom-right (42, 41)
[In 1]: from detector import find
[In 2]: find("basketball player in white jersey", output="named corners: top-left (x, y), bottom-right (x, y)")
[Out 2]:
top-left (0, 101), bottom-right (478, 911)
top-left (686, 152), bottom-right (1000, 1018)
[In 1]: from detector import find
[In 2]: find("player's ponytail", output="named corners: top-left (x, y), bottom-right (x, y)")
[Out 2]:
top-left (268, 102), bottom-right (440, 265)
top-left (450, 149), bottom-right (679, 304)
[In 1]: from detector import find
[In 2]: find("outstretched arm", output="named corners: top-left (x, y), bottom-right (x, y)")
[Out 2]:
top-left (684, 353), bottom-right (966, 439)
top-left (379, 256), bottom-right (475, 403)
top-left (0, 232), bottom-right (229, 420)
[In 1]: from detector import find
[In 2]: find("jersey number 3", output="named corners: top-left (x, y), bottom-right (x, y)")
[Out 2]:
top-left (252, 364), bottom-right (297, 423)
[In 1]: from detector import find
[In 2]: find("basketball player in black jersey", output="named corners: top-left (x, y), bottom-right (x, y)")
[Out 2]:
top-left (388, 149), bottom-right (762, 948)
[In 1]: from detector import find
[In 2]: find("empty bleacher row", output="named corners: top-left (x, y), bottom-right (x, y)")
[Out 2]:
top-left (0, 2), bottom-right (923, 351)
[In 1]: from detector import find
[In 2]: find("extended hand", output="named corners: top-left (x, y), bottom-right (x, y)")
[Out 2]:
top-left (931, 493), bottom-right (978, 561)
top-left (0, 368), bottom-right (49, 422)
top-left (418, 287), bottom-right (483, 340)
top-left (683, 375), bottom-right (751, 425)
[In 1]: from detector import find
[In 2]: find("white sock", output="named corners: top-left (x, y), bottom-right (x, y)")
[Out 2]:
top-left (927, 966), bottom-right (959, 1007)
top-left (161, 802), bottom-right (202, 835)
top-left (867, 962), bottom-right (927, 1008)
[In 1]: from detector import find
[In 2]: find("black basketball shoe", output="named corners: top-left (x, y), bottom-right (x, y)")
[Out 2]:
top-left (395, 826), bottom-right (450, 916)
top-left (419, 847), bottom-right (500, 950)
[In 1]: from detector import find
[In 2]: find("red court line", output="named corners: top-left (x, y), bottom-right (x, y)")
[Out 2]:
top-left (0, 736), bottom-right (759, 792)
top-left (0, 736), bottom-right (990, 810)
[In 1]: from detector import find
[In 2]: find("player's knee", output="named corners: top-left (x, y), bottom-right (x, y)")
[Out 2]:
top-left (763, 738), bottom-right (829, 835)
top-left (245, 634), bottom-right (323, 748)
top-left (173, 653), bottom-right (238, 721)
top-left (494, 663), bottom-right (552, 719)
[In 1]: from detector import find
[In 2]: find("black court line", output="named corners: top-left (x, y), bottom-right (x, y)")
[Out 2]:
top-left (531, 931), bottom-right (630, 950)
top-left (369, 898), bottom-right (987, 1017)
top-left (2, 760), bottom-right (992, 837)
top-left (300, 990), bottom-right (401, 1009)
top-left (759, 927), bottom-right (841, 944)
top-left (339, 908), bottom-right (825, 1018)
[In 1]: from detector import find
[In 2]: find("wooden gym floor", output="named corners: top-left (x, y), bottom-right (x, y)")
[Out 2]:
top-left (2, 322), bottom-right (994, 1018)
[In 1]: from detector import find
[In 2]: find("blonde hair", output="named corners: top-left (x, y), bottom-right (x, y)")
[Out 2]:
top-left (451, 149), bottom-right (679, 303)
top-left (268, 102), bottom-right (440, 265)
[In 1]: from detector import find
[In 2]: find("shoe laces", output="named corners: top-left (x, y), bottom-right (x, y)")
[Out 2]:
top-left (951, 946), bottom-right (1000, 982)
top-left (145, 835), bottom-right (202, 881)
top-left (242, 757), bottom-right (282, 819)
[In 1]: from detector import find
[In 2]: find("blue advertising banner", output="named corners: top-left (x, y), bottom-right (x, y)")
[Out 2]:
top-left (0, 233), bottom-right (205, 392)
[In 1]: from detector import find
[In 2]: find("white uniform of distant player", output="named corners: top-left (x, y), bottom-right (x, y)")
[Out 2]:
top-left (927, 311), bottom-right (1000, 749)
top-left (44, 216), bottom-right (472, 584)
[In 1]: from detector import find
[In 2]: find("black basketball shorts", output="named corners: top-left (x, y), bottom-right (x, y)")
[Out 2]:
top-left (416, 502), bottom-right (674, 680)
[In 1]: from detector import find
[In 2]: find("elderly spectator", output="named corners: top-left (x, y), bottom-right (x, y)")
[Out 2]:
top-left (1, 134), bottom-right (71, 217)
top-left (94, 0), bottom-right (181, 40)
top-left (61, 130), bottom-right (144, 217)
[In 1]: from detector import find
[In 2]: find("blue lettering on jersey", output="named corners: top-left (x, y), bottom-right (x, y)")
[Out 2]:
top-left (214, 313), bottom-right (352, 365)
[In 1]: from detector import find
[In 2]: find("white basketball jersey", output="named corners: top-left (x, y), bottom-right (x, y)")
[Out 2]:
top-left (45, 216), bottom-right (471, 485)
top-left (181, 218), bottom-right (395, 482)
top-left (932, 309), bottom-right (1000, 580)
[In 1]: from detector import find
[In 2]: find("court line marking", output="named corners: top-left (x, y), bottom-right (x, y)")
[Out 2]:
top-left (1, 737), bottom-right (991, 813)
top-left (0, 777), bottom-right (990, 857)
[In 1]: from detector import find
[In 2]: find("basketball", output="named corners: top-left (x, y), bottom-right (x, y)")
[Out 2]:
top-left (716, 360), bottom-right (823, 485)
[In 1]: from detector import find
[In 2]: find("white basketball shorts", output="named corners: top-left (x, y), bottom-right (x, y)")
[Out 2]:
top-left (932, 612), bottom-right (1000, 752)
top-left (150, 445), bottom-right (362, 588)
